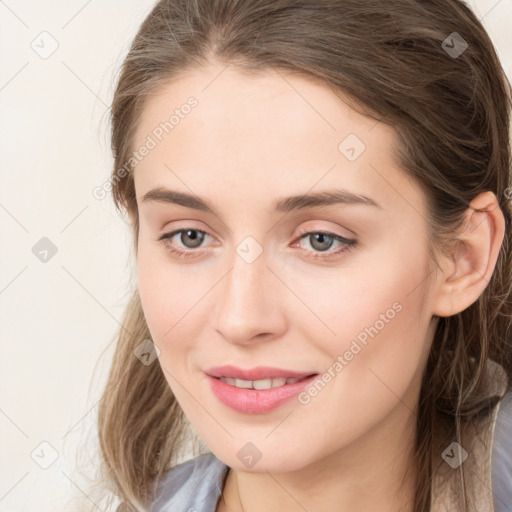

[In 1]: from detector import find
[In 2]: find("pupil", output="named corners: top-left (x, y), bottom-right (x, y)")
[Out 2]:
top-left (182, 230), bottom-right (203, 248)
top-left (311, 233), bottom-right (333, 252)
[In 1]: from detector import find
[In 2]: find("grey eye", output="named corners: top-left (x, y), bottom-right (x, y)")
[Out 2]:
top-left (304, 233), bottom-right (336, 252)
top-left (179, 229), bottom-right (205, 249)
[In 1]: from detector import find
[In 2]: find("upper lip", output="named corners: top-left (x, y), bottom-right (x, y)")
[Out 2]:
top-left (206, 365), bottom-right (317, 380)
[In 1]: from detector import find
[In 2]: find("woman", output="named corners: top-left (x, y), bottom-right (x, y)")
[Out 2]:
top-left (93, 0), bottom-right (512, 510)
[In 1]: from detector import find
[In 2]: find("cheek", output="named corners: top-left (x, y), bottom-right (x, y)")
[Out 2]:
top-left (137, 258), bottom-right (207, 403)
top-left (291, 239), bottom-right (430, 349)
top-left (137, 240), bottom-right (188, 332)
top-left (136, 247), bottom-right (216, 365)
top-left (300, 244), bottom-right (432, 414)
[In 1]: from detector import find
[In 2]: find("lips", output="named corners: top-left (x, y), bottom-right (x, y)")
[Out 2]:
top-left (205, 365), bottom-right (319, 414)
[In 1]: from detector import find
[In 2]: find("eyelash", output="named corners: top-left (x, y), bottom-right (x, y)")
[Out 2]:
top-left (157, 227), bottom-right (357, 261)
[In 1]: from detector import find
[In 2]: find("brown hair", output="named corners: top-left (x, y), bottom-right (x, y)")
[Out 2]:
top-left (92, 0), bottom-right (512, 510)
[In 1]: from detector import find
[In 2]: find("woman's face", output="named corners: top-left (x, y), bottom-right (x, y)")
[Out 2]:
top-left (133, 62), bottom-right (440, 472)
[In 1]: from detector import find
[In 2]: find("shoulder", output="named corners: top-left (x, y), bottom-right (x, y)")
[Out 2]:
top-left (492, 389), bottom-right (512, 512)
top-left (148, 452), bottom-right (229, 512)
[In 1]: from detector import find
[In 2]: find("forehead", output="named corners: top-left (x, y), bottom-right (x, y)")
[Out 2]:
top-left (131, 63), bottom-right (426, 220)
top-left (134, 63), bottom-right (386, 152)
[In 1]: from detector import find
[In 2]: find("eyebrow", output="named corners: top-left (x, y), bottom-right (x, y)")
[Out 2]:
top-left (140, 187), bottom-right (382, 214)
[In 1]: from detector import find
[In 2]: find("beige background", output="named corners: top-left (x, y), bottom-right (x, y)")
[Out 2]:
top-left (0, 1), bottom-right (511, 510)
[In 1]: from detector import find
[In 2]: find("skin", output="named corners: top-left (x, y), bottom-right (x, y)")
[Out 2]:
top-left (132, 62), bottom-right (505, 512)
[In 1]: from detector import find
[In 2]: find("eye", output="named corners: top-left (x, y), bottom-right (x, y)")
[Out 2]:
top-left (158, 228), bottom-right (210, 260)
top-left (293, 229), bottom-right (357, 260)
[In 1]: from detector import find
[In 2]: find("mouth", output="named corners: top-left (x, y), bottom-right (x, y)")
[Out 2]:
top-left (205, 365), bottom-right (319, 414)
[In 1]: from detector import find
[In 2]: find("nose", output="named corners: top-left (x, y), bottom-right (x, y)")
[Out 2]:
top-left (212, 247), bottom-right (287, 346)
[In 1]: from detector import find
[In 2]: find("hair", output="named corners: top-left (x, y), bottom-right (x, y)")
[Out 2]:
top-left (92, 0), bottom-right (512, 510)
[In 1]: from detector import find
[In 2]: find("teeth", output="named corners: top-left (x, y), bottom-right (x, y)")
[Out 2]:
top-left (235, 378), bottom-right (253, 389)
top-left (253, 378), bottom-right (273, 390)
top-left (220, 376), bottom-right (305, 389)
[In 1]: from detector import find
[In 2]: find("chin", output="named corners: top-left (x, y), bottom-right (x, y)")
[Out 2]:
top-left (208, 439), bottom-right (315, 474)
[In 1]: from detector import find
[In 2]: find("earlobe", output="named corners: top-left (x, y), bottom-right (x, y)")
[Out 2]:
top-left (431, 191), bottom-right (505, 318)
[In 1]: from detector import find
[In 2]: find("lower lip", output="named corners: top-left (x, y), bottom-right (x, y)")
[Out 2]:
top-left (207, 374), bottom-right (318, 414)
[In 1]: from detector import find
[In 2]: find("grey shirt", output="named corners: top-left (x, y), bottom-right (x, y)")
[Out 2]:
top-left (149, 392), bottom-right (512, 512)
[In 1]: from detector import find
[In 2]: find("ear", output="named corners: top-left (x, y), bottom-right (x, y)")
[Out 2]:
top-left (431, 191), bottom-right (505, 318)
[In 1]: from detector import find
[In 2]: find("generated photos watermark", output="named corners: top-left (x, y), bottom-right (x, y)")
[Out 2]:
top-left (298, 301), bottom-right (403, 405)
top-left (93, 96), bottom-right (199, 201)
